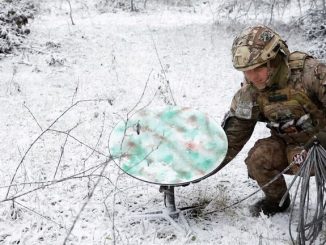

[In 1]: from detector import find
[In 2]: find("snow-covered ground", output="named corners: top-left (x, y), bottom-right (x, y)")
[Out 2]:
top-left (0, 1), bottom-right (324, 244)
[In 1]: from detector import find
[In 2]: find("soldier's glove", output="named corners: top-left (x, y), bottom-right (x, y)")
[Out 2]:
top-left (304, 131), bottom-right (326, 151)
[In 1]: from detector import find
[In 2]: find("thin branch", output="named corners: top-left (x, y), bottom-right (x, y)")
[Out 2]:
top-left (49, 128), bottom-right (109, 158)
top-left (128, 69), bottom-right (153, 116)
top-left (15, 201), bottom-right (67, 230)
top-left (53, 135), bottom-right (69, 179)
top-left (6, 66), bottom-right (17, 95)
top-left (53, 123), bottom-right (80, 179)
top-left (109, 74), bottom-right (155, 169)
top-left (82, 112), bottom-right (106, 172)
top-left (130, 0), bottom-right (135, 12)
top-left (5, 98), bottom-right (111, 199)
top-left (23, 102), bottom-right (43, 131)
top-left (62, 162), bottom-right (108, 244)
top-left (143, 0), bottom-right (148, 9)
top-left (2, 159), bottom-right (114, 203)
top-left (269, 0), bottom-right (276, 24)
top-left (111, 170), bottom-right (124, 245)
top-left (65, 0), bottom-right (75, 25)
top-left (0, 172), bottom-right (114, 190)
top-left (131, 87), bottom-right (159, 118)
top-left (147, 26), bottom-right (176, 105)
top-left (71, 78), bottom-right (79, 105)
top-left (297, 0), bottom-right (302, 16)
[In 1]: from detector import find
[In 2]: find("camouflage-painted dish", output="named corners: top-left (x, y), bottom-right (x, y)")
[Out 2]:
top-left (109, 106), bottom-right (228, 186)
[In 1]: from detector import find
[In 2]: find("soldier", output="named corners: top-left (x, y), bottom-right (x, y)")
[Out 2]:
top-left (221, 25), bottom-right (326, 216)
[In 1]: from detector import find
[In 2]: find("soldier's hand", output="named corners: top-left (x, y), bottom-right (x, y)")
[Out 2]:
top-left (304, 130), bottom-right (326, 150)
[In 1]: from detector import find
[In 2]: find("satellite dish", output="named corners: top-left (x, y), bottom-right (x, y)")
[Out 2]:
top-left (109, 106), bottom-right (228, 186)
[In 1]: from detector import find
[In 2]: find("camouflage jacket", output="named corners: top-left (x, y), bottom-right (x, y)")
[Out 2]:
top-left (222, 51), bottom-right (326, 165)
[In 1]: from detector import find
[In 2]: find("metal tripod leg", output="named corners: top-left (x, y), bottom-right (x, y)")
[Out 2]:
top-left (130, 185), bottom-right (195, 239)
top-left (159, 185), bottom-right (177, 216)
top-left (159, 185), bottom-right (194, 238)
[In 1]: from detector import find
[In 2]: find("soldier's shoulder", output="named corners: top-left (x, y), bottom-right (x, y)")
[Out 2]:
top-left (289, 51), bottom-right (325, 81)
top-left (288, 51), bottom-right (313, 70)
top-left (231, 83), bottom-right (259, 120)
top-left (289, 51), bottom-right (326, 89)
top-left (233, 83), bottom-right (258, 102)
top-left (234, 83), bottom-right (254, 94)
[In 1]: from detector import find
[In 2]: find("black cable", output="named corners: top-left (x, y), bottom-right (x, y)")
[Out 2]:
top-left (287, 144), bottom-right (326, 245)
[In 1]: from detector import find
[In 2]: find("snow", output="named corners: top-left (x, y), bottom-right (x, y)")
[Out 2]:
top-left (0, 1), bottom-right (324, 244)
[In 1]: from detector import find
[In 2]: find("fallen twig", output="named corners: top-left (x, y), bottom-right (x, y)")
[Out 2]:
top-left (53, 123), bottom-right (80, 179)
top-left (62, 162), bottom-right (108, 244)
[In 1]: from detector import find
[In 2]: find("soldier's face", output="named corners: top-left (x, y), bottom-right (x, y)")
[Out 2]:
top-left (244, 65), bottom-right (269, 90)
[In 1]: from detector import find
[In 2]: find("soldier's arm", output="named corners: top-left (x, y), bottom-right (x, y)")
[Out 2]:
top-left (207, 111), bottom-right (256, 177)
top-left (303, 58), bottom-right (326, 107)
top-left (222, 112), bottom-right (257, 164)
top-left (303, 58), bottom-right (326, 149)
top-left (210, 87), bottom-right (258, 174)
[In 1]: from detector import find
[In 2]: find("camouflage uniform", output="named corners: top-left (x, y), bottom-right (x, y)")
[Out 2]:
top-left (223, 25), bottom-right (326, 209)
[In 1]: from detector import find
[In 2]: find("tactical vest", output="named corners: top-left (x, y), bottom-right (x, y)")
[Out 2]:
top-left (256, 52), bottom-right (326, 144)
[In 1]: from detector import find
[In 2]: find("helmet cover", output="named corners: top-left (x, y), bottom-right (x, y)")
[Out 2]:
top-left (232, 25), bottom-right (289, 71)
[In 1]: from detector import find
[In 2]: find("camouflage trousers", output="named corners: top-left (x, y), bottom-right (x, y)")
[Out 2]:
top-left (245, 136), bottom-right (307, 201)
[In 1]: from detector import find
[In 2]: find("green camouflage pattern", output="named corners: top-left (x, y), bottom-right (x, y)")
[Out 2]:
top-left (109, 107), bottom-right (228, 185)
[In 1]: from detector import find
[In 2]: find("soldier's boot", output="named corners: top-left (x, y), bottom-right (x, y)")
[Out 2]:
top-left (245, 137), bottom-right (291, 217)
top-left (249, 195), bottom-right (290, 217)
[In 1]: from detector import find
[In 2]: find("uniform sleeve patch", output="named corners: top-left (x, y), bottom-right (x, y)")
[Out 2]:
top-left (235, 101), bottom-right (253, 119)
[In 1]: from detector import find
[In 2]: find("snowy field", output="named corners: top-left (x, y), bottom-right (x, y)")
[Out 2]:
top-left (0, 1), bottom-right (324, 244)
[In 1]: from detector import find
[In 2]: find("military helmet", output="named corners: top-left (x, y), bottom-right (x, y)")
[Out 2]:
top-left (232, 25), bottom-right (290, 71)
